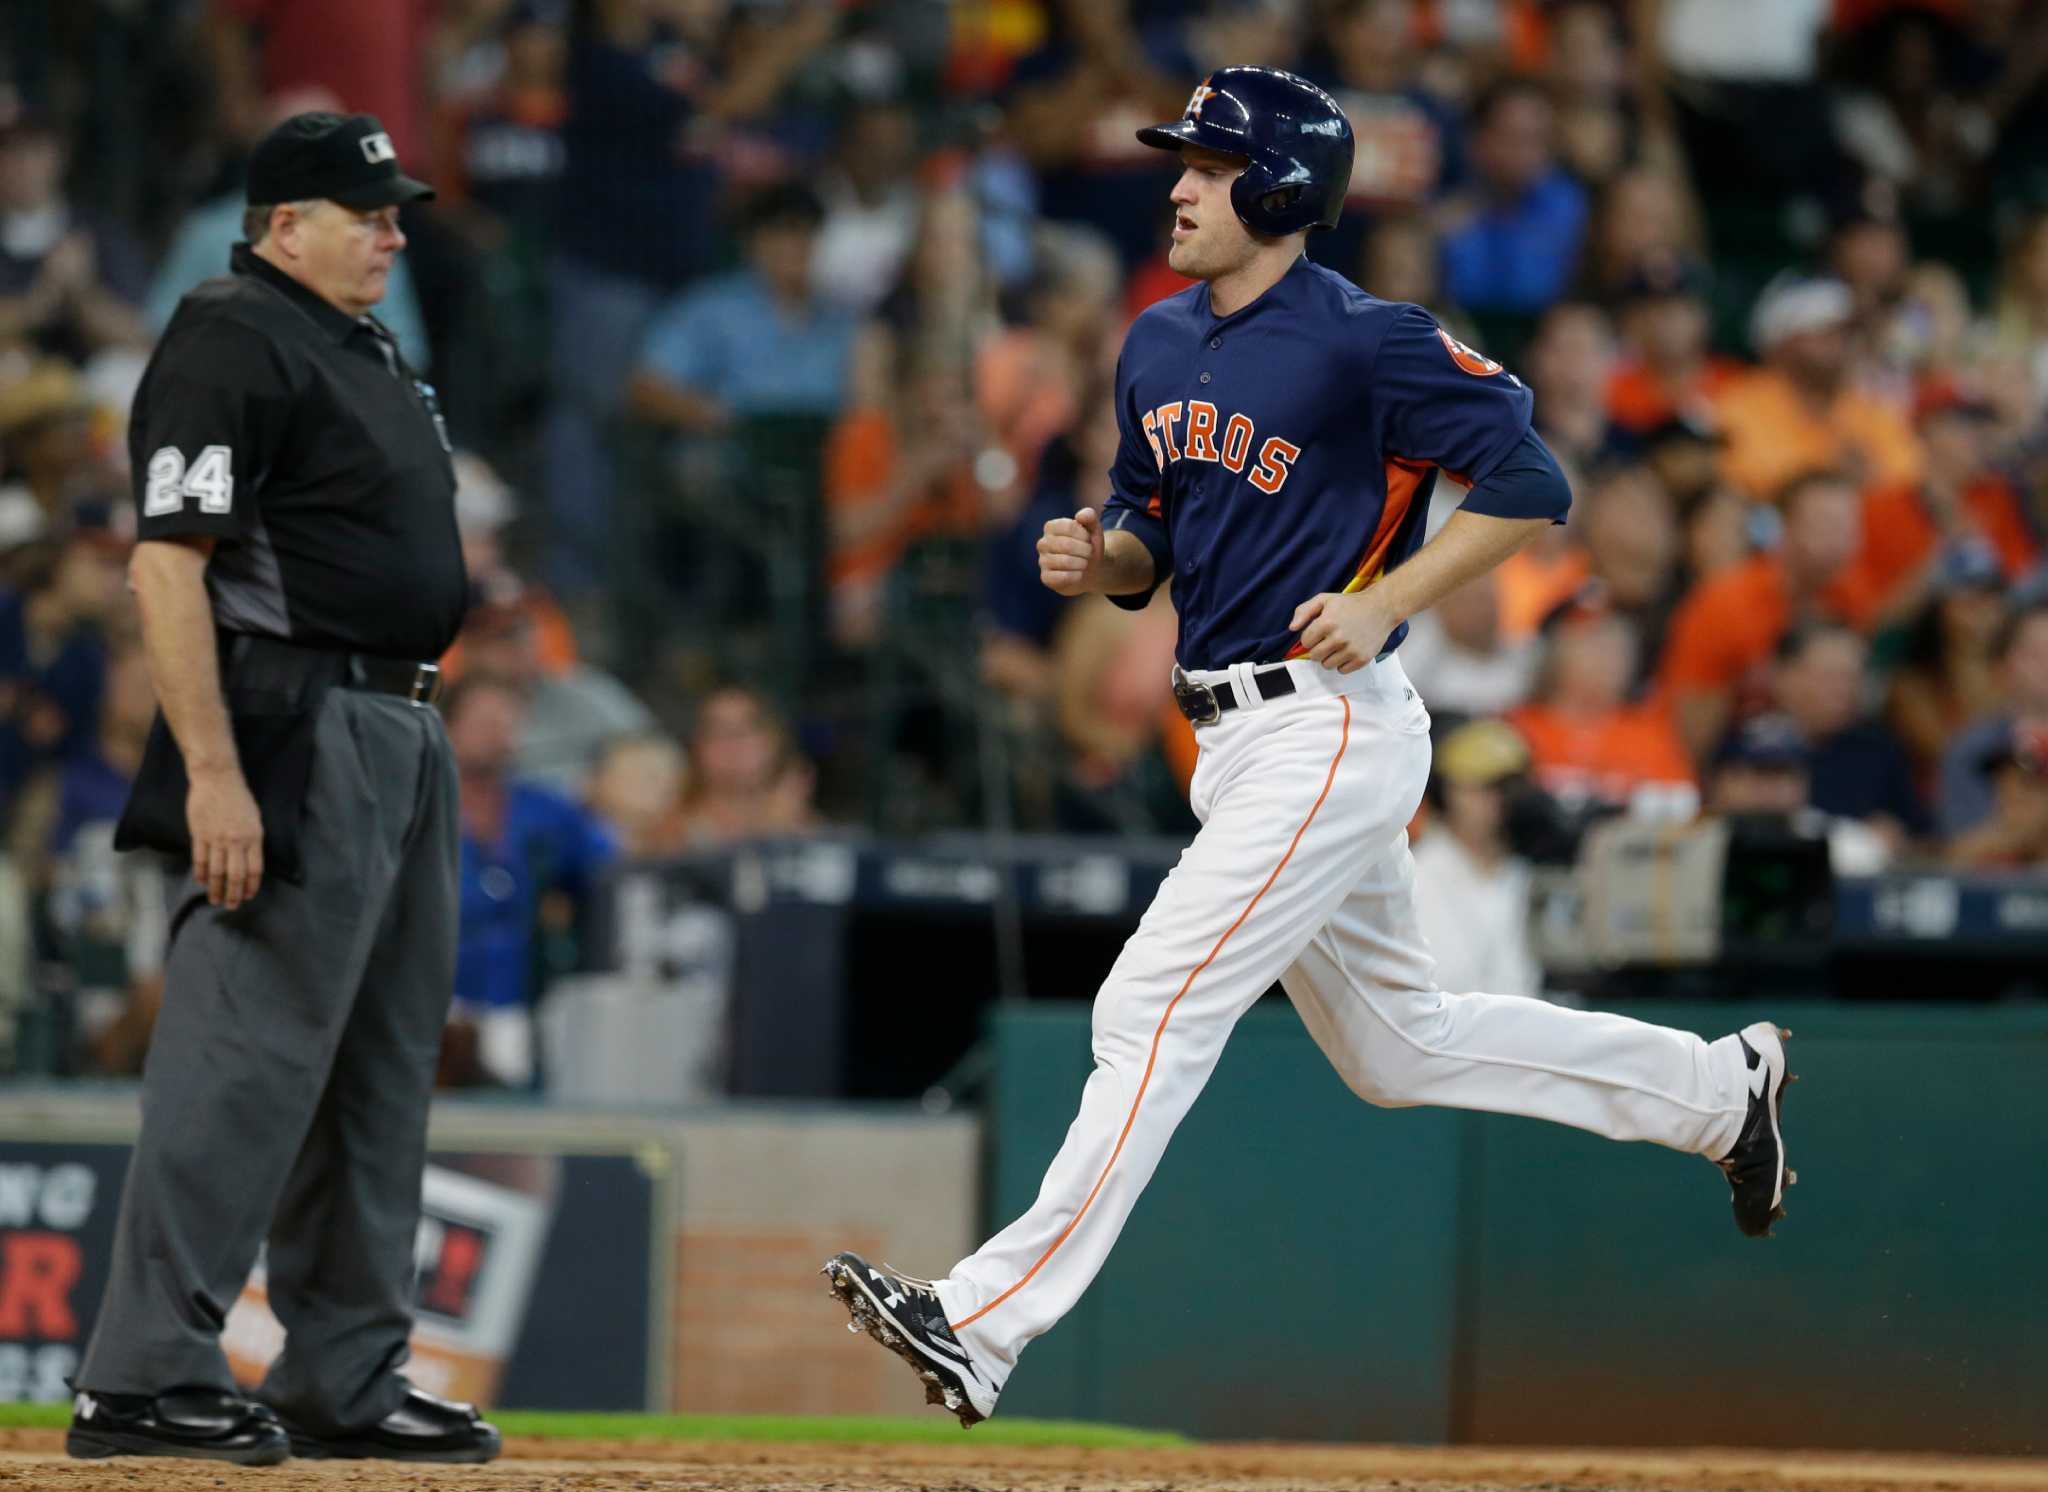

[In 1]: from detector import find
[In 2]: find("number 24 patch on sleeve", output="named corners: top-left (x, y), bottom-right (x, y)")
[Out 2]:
top-left (144, 445), bottom-right (234, 516)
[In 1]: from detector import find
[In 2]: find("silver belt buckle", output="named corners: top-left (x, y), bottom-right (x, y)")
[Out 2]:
top-left (1171, 665), bottom-right (1220, 726)
top-left (409, 662), bottom-right (440, 705)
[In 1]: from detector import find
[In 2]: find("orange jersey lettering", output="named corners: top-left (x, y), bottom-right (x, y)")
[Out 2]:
top-left (1249, 437), bottom-right (1302, 495)
top-left (1184, 401), bottom-right (1220, 462)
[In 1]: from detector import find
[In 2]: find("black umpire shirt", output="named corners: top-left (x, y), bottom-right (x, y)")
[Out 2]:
top-left (130, 243), bottom-right (467, 661)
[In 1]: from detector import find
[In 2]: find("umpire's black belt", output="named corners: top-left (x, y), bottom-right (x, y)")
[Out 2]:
top-left (1171, 663), bottom-right (1297, 725)
top-left (222, 633), bottom-right (443, 707)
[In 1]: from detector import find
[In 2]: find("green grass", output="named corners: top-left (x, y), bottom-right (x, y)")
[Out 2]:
top-left (0, 1402), bottom-right (1187, 1449)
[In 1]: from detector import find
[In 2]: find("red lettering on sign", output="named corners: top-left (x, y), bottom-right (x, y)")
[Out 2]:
top-left (0, 1234), bottom-right (81, 1338)
top-left (424, 1226), bottom-right (484, 1317)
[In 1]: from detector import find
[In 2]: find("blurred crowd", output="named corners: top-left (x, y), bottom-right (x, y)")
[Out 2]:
top-left (5, 0), bottom-right (2048, 1080)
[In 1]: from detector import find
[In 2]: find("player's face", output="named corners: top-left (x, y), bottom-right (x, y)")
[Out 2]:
top-left (289, 200), bottom-right (406, 316)
top-left (1168, 146), bottom-right (1259, 280)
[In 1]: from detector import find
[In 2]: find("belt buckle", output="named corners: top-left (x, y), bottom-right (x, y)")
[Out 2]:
top-left (1171, 666), bottom-right (1220, 726)
top-left (409, 662), bottom-right (440, 705)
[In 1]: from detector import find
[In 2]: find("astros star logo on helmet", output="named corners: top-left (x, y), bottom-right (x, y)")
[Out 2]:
top-left (1187, 81), bottom-right (1217, 118)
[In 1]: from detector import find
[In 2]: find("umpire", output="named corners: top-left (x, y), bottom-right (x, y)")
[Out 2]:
top-left (66, 113), bottom-right (499, 1467)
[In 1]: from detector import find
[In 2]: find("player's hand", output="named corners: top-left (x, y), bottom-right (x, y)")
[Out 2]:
top-left (1039, 506), bottom-right (1106, 596)
top-left (1290, 591), bottom-right (1397, 674)
top-left (187, 766), bottom-right (265, 911)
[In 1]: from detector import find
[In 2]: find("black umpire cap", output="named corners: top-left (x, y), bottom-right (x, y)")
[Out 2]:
top-left (247, 112), bottom-right (435, 209)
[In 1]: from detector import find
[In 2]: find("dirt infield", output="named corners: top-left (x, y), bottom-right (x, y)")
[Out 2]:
top-left (3, 1431), bottom-right (2046, 1492)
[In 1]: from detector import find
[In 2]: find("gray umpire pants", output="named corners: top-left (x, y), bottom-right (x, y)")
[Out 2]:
top-left (78, 687), bottom-right (458, 1433)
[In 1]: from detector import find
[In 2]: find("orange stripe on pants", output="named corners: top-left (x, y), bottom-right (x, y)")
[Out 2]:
top-left (951, 696), bottom-right (1353, 1331)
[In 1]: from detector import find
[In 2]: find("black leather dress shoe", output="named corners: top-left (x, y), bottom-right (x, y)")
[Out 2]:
top-left (280, 1387), bottom-right (502, 1463)
top-left (67, 1387), bottom-right (291, 1465)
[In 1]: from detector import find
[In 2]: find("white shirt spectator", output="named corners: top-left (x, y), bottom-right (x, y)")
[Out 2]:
top-left (1411, 830), bottom-right (1542, 999)
top-left (1658, 0), bottom-right (1828, 83)
top-left (1401, 609), bottom-right (1538, 718)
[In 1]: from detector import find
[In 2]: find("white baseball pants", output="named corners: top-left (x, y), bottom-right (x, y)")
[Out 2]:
top-left (931, 653), bottom-right (1752, 1395)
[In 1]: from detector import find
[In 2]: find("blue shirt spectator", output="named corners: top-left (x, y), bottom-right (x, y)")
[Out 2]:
top-left (1937, 606), bottom-right (2048, 836)
top-left (146, 194), bottom-right (432, 369)
top-left (629, 183), bottom-right (859, 428)
top-left (446, 674), bottom-right (618, 1018)
top-left (455, 778), bottom-right (617, 1014)
top-left (1439, 79), bottom-right (1588, 314)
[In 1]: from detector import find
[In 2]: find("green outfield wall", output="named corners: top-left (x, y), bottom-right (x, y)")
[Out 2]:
top-left (982, 1002), bottom-right (2048, 1453)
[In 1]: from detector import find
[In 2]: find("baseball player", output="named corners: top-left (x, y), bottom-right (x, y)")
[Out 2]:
top-left (826, 68), bottom-right (1795, 1428)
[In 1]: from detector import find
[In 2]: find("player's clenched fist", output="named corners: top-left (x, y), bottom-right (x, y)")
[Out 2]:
top-left (1038, 506), bottom-right (1105, 596)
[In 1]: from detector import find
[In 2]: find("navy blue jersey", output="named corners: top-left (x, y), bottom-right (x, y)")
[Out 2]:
top-left (1102, 256), bottom-right (1562, 669)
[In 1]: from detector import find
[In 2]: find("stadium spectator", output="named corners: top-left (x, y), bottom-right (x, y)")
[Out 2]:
top-left (0, 522), bottom-right (128, 804)
top-left (1890, 261), bottom-right (1983, 403)
top-left (5, 641), bottom-right (165, 1076)
top-left (1411, 719), bottom-right (1541, 1000)
top-left (543, 0), bottom-right (838, 594)
top-left (1356, 213), bottom-right (1471, 337)
top-left (1304, 0), bottom-right (1462, 268)
top-left (1509, 603), bottom-right (1696, 819)
top-left (1650, 0), bottom-right (1841, 199)
top-left (1712, 275), bottom-right (1924, 501)
top-left (1658, 469), bottom-right (1866, 759)
top-left (630, 182), bottom-right (862, 434)
top-left (812, 97), bottom-right (921, 315)
top-left (1991, 208), bottom-right (2048, 418)
top-left (1720, 278), bottom-right (1925, 505)
top-left (1576, 166), bottom-right (1704, 307)
top-left (1702, 711), bottom-right (1892, 873)
top-left (1829, 5), bottom-right (2006, 220)
top-left (1438, 77), bottom-right (1589, 317)
top-left (1824, 185), bottom-right (1913, 366)
top-left (1547, 1), bottom-right (1633, 189)
top-left (980, 392), bottom-right (1111, 708)
top-left (1836, 388), bottom-right (2039, 630)
top-left (1938, 602), bottom-right (2048, 837)
top-left (976, 223), bottom-right (1122, 504)
top-left (1526, 301), bottom-right (1634, 472)
top-left (0, 359), bottom-right (117, 532)
top-left (1945, 722), bottom-right (2048, 869)
top-left (1773, 621), bottom-right (1929, 851)
top-left (999, 1), bottom-right (1200, 270)
top-left (1049, 591), bottom-right (1190, 835)
top-left (455, 572), bottom-right (654, 793)
top-left (433, 3), bottom-right (569, 250)
top-left (0, 110), bottom-right (150, 364)
top-left (1402, 571), bottom-right (1538, 721)
top-left (446, 672), bottom-right (618, 1087)
top-left (826, 338), bottom-right (986, 650)
top-left (202, 0), bottom-right (441, 165)
top-left (1568, 465), bottom-right (1682, 697)
top-left (1674, 479), bottom-right (1753, 588)
top-left (1888, 545), bottom-right (2013, 782)
top-left (676, 684), bottom-right (823, 845)
top-left (585, 731), bottom-right (689, 859)
top-left (1605, 258), bottom-right (1738, 435)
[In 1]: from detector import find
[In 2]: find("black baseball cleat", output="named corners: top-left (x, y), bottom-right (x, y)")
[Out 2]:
top-left (274, 1387), bottom-right (501, 1463)
top-left (66, 1387), bottom-right (290, 1465)
top-left (823, 1251), bottom-right (998, 1427)
top-left (1717, 1022), bottom-right (1799, 1238)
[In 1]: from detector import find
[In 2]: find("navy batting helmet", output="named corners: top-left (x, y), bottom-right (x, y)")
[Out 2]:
top-left (1137, 67), bottom-right (1355, 237)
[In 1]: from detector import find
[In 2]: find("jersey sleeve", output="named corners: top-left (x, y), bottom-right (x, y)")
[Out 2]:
top-left (1460, 427), bottom-right (1574, 523)
top-left (129, 315), bottom-right (293, 544)
top-left (1371, 305), bottom-right (1534, 489)
top-left (1100, 350), bottom-right (1172, 612)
